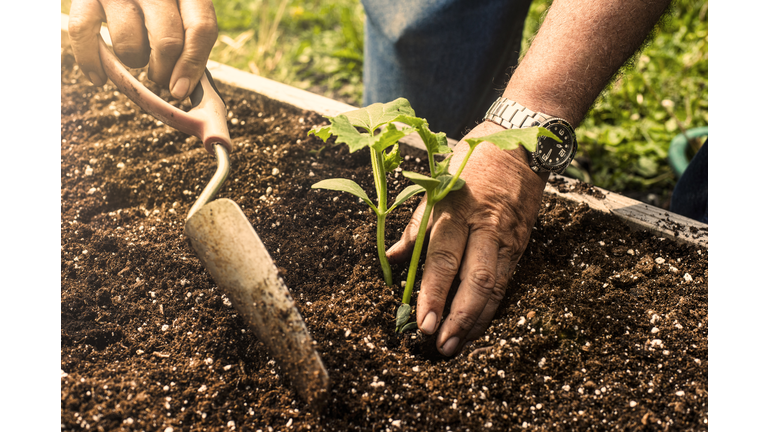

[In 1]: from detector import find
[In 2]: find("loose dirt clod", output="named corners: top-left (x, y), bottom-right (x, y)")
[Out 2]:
top-left (61, 46), bottom-right (708, 431)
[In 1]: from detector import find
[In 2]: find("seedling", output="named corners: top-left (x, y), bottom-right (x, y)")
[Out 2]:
top-left (308, 98), bottom-right (426, 286)
top-left (392, 119), bottom-right (561, 333)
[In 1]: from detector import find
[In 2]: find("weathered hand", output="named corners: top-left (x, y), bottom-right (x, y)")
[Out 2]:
top-left (387, 121), bottom-right (548, 356)
top-left (68, 0), bottom-right (218, 99)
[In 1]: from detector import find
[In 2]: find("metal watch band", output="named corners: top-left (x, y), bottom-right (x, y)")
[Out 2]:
top-left (483, 97), bottom-right (551, 129)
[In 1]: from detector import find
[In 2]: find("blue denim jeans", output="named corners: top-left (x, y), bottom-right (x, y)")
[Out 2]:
top-left (670, 140), bottom-right (708, 223)
top-left (361, 0), bottom-right (532, 139)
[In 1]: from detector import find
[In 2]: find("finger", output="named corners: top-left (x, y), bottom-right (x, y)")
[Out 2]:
top-left (436, 227), bottom-right (500, 356)
top-left (386, 196), bottom-right (432, 264)
top-left (103, 0), bottom-right (151, 68)
top-left (170, 0), bottom-right (219, 99)
top-left (142, 0), bottom-right (185, 87)
top-left (463, 245), bottom-right (517, 343)
top-left (415, 203), bottom-right (469, 336)
top-left (68, 0), bottom-right (107, 86)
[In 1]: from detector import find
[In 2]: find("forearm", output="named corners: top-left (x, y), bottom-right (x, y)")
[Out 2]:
top-left (503, 0), bottom-right (671, 126)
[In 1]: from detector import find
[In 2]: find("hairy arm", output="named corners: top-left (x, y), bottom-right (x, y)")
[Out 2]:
top-left (504, 0), bottom-right (672, 126)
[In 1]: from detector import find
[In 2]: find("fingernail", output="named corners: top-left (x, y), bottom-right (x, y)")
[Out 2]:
top-left (88, 72), bottom-right (103, 87)
top-left (421, 311), bottom-right (437, 334)
top-left (171, 77), bottom-right (190, 99)
top-left (441, 336), bottom-right (460, 357)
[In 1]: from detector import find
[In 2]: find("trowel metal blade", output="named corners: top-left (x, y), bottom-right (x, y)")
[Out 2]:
top-left (184, 198), bottom-right (329, 407)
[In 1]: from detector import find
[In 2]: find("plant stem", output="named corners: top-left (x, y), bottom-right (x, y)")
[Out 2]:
top-left (401, 198), bottom-right (435, 304)
top-left (370, 146), bottom-right (393, 286)
top-left (435, 145), bottom-right (476, 201)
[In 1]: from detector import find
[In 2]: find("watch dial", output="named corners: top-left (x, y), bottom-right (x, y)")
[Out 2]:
top-left (536, 121), bottom-right (574, 169)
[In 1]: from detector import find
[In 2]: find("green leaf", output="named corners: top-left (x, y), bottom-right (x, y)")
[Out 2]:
top-left (323, 114), bottom-right (375, 153)
top-left (311, 179), bottom-right (375, 210)
top-left (465, 126), bottom-right (559, 153)
top-left (307, 125), bottom-right (332, 142)
top-left (433, 174), bottom-right (465, 199)
top-left (371, 123), bottom-right (412, 152)
top-left (383, 143), bottom-right (403, 173)
top-left (395, 303), bottom-right (412, 331)
top-left (401, 322), bottom-right (419, 332)
top-left (434, 155), bottom-right (453, 177)
top-left (418, 127), bottom-right (450, 155)
top-left (387, 184), bottom-right (425, 214)
top-left (343, 97), bottom-right (415, 133)
top-left (402, 171), bottom-right (441, 192)
top-left (395, 115), bottom-right (451, 155)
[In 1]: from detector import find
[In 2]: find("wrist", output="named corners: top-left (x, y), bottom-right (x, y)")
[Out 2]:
top-left (452, 121), bottom-right (549, 190)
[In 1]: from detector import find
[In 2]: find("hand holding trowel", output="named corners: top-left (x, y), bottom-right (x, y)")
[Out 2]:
top-left (96, 35), bottom-right (329, 408)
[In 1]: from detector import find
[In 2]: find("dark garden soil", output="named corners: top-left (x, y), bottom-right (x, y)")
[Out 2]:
top-left (61, 47), bottom-right (708, 431)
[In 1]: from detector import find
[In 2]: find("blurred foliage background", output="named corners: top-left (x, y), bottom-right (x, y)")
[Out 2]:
top-left (61, 0), bottom-right (708, 206)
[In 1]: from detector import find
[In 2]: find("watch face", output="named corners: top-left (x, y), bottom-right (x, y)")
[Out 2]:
top-left (535, 119), bottom-right (576, 170)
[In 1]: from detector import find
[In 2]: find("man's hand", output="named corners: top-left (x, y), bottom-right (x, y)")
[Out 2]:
top-left (386, 121), bottom-right (548, 356)
top-left (68, 0), bottom-right (218, 99)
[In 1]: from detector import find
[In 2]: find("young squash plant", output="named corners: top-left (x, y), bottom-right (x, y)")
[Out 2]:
top-left (309, 98), bottom-right (560, 332)
top-left (308, 98), bottom-right (425, 286)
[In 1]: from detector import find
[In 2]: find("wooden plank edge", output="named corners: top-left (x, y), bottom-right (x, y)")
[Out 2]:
top-left (545, 175), bottom-right (708, 248)
top-left (62, 13), bottom-right (707, 249)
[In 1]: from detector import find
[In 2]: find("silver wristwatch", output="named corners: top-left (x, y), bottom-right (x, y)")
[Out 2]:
top-left (484, 97), bottom-right (578, 175)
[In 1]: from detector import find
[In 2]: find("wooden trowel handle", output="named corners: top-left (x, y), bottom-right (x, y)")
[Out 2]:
top-left (97, 35), bottom-right (232, 155)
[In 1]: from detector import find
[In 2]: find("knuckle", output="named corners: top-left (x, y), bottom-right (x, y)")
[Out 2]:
top-left (186, 20), bottom-right (219, 45)
top-left (404, 216), bottom-right (423, 236)
top-left (446, 309), bottom-right (477, 333)
top-left (67, 18), bottom-right (91, 42)
top-left (427, 249), bottom-right (461, 275)
top-left (152, 35), bottom-right (184, 57)
top-left (112, 41), bottom-right (149, 67)
top-left (466, 267), bottom-right (496, 296)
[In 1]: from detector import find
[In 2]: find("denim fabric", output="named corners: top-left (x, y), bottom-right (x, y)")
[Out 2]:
top-left (670, 140), bottom-right (708, 223)
top-left (361, 0), bottom-right (532, 139)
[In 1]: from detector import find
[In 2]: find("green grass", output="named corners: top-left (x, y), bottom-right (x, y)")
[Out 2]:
top-left (62, 0), bottom-right (707, 200)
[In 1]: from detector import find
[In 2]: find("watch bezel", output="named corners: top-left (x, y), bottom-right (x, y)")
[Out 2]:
top-left (530, 117), bottom-right (578, 175)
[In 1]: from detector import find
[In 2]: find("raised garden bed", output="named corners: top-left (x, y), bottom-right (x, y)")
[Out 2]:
top-left (60, 38), bottom-right (708, 430)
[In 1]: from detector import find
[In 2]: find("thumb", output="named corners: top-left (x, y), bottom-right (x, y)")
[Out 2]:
top-left (386, 196), bottom-right (432, 264)
top-left (170, 0), bottom-right (219, 100)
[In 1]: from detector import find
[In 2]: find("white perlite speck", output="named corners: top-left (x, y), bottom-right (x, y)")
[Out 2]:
top-left (683, 273), bottom-right (693, 282)
top-left (651, 327), bottom-right (659, 334)
top-left (655, 257), bottom-right (665, 264)
top-left (161, 324), bottom-right (169, 331)
top-left (392, 420), bottom-right (402, 428)
top-left (198, 385), bottom-right (207, 392)
top-left (272, 168), bottom-right (280, 176)
top-left (630, 401), bottom-right (637, 407)
top-left (562, 385), bottom-right (571, 392)
top-left (676, 391), bottom-right (685, 396)
top-left (650, 339), bottom-right (664, 348)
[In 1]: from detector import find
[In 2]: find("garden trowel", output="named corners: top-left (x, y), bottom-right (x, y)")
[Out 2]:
top-left (96, 35), bottom-right (329, 407)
